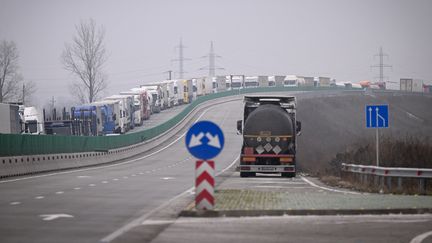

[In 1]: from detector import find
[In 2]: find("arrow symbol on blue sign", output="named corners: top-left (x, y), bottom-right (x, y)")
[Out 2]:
top-left (188, 132), bottom-right (221, 149)
top-left (206, 133), bottom-right (221, 149)
top-left (189, 133), bottom-right (205, 148)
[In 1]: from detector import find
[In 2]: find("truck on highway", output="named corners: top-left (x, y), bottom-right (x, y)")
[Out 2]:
top-left (0, 103), bottom-right (21, 134)
top-left (72, 105), bottom-right (98, 136)
top-left (90, 100), bottom-right (119, 135)
top-left (121, 88), bottom-right (151, 126)
top-left (23, 106), bottom-right (44, 134)
top-left (236, 96), bottom-right (301, 178)
top-left (104, 95), bottom-right (134, 133)
top-left (140, 84), bottom-right (162, 113)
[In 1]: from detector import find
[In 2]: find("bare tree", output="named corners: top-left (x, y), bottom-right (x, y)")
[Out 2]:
top-left (0, 40), bottom-right (23, 103)
top-left (62, 19), bottom-right (108, 103)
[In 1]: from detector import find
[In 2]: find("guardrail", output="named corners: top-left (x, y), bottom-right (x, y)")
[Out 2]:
top-left (341, 163), bottom-right (432, 194)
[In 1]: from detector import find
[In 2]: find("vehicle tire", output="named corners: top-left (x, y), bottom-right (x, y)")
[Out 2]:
top-left (240, 172), bottom-right (249, 178)
top-left (281, 172), bottom-right (295, 178)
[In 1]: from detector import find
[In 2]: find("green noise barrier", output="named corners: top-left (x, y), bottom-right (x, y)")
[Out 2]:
top-left (0, 86), bottom-right (354, 156)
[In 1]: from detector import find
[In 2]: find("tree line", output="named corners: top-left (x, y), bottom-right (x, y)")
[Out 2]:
top-left (0, 18), bottom-right (107, 106)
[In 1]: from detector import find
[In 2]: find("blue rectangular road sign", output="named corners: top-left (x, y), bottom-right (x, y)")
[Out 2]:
top-left (366, 105), bottom-right (389, 128)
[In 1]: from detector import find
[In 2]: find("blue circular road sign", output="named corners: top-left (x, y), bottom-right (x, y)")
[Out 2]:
top-left (185, 121), bottom-right (224, 160)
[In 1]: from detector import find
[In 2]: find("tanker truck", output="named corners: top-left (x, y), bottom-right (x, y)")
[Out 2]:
top-left (237, 96), bottom-right (301, 177)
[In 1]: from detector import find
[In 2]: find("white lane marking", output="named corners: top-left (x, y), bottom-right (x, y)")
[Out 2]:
top-left (39, 214), bottom-right (74, 221)
top-left (77, 175), bottom-right (91, 178)
top-left (160, 177), bottom-right (175, 180)
top-left (123, 176), bottom-right (128, 179)
top-left (73, 187), bottom-right (81, 190)
top-left (112, 178), bottom-right (119, 181)
top-left (139, 172), bottom-right (144, 175)
top-left (410, 231), bottom-right (432, 243)
top-left (101, 181), bottom-right (108, 184)
top-left (89, 184), bottom-right (96, 187)
top-left (101, 154), bottom-right (240, 242)
top-left (35, 196), bottom-right (44, 200)
top-left (254, 186), bottom-right (313, 189)
top-left (131, 174), bottom-right (136, 177)
top-left (141, 220), bottom-right (176, 225)
top-left (300, 176), bottom-right (360, 195)
top-left (10, 201), bottom-right (21, 205)
top-left (0, 101), bottom-right (219, 184)
top-left (406, 111), bottom-right (424, 122)
top-left (55, 191), bottom-right (64, 195)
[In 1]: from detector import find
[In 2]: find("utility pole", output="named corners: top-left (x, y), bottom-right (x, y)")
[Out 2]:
top-left (200, 41), bottom-right (224, 78)
top-left (371, 46), bottom-right (392, 84)
top-left (165, 70), bottom-right (173, 80)
top-left (22, 83), bottom-right (25, 105)
top-left (172, 38), bottom-right (190, 79)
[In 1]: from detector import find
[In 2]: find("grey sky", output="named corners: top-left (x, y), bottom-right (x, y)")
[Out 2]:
top-left (1, 0), bottom-right (431, 107)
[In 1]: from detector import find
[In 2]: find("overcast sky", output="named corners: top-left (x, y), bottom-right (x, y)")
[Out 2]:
top-left (1, 0), bottom-right (431, 107)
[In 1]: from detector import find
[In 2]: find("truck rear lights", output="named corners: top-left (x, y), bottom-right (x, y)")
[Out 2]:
top-left (240, 166), bottom-right (251, 171)
top-left (243, 147), bottom-right (254, 155)
top-left (284, 167), bottom-right (294, 172)
top-left (280, 157), bottom-right (293, 163)
top-left (242, 157), bottom-right (256, 162)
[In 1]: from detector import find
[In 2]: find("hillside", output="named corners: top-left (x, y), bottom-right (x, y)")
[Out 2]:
top-left (296, 91), bottom-right (432, 173)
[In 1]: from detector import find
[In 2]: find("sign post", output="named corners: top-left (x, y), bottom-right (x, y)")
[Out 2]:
top-left (366, 105), bottom-right (389, 167)
top-left (185, 120), bottom-right (224, 210)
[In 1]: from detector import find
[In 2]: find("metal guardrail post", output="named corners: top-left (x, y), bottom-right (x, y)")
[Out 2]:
top-left (397, 177), bottom-right (402, 191)
top-left (419, 179), bottom-right (426, 195)
top-left (387, 177), bottom-right (392, 191)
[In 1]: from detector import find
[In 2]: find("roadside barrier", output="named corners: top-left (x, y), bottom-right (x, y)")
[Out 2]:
top-left (342, 163), bottom-right (432, 194)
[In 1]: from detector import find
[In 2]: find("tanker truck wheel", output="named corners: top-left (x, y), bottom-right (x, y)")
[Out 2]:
top-left (240, 172), bottom-right (256, 177)
top-left (281, 172), bottom-right (296, 178)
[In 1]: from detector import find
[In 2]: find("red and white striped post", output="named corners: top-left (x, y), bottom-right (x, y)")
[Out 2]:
top-left (195, 160), bottom-right (215, 210)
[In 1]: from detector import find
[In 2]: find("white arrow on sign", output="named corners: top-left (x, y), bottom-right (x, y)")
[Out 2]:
top-left (206, 133), bottom-right (221, 149)
top-left (39, 214), bottom-right (74, 221)
top-left (189, 133), bottom-right (205, 148)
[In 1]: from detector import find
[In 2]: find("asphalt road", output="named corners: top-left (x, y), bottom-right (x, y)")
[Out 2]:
top-left (0, 98), bottom-right (243, 243)
top-left (150, 214), bottom-right (432, 243)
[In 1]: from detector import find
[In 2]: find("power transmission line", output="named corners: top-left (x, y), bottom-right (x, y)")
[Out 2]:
top-left (172, 38), bottom-right (190, 79)
top-left (371, 46), bottom-right (392, 83)
top-left (200, 41), bottom-right (224, 77)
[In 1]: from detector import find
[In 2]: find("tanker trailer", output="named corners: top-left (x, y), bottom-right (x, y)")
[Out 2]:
top-left (236, 96), bottom-right (301, 177)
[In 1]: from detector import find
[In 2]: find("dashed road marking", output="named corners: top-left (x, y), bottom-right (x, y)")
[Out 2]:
top-left (89, 184), bottom-right (96, 187)
top-left (113, 178), bottom-right (119, 181)
top-left (74, 187), bottom-right (81, 190)
top-left (55, 191), bottom-right (64, 195)
top-left (35, 196), bottom-right (44, 200)
top-left (102, 181), bottom-right (108, 184)
top-left (10, 201), bottom-right (21, 205)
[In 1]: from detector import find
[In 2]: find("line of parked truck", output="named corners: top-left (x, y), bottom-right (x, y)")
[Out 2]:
top-left (2, 74), bottom-right (363, 136)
